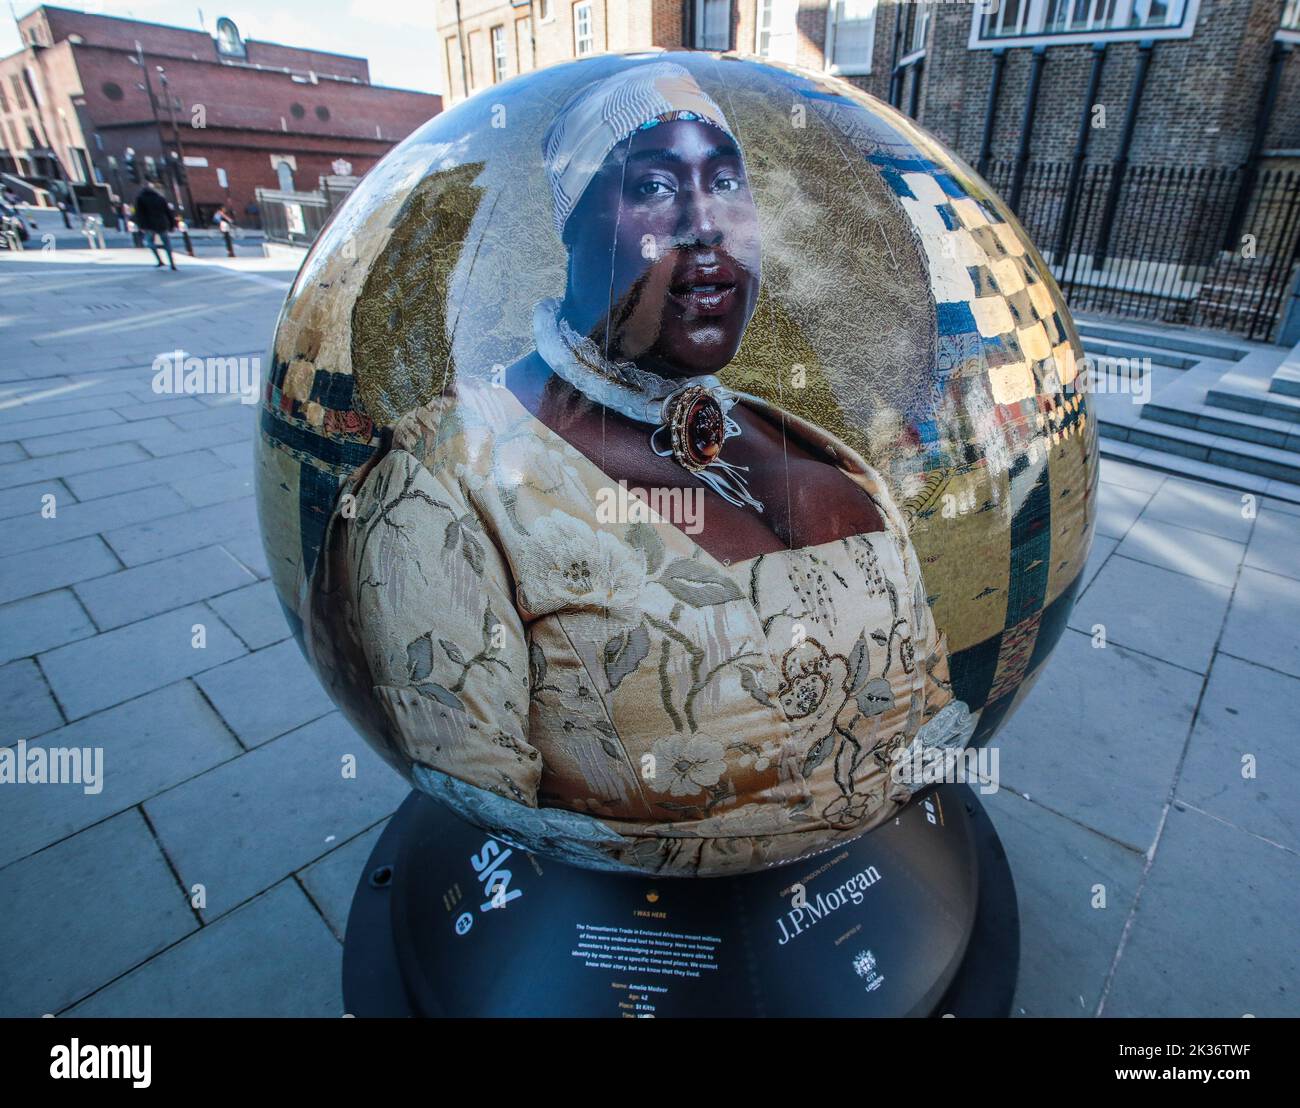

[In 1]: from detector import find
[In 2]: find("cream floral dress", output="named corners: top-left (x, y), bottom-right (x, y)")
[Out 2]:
top-left (306, 379), bottom-right (971, 876)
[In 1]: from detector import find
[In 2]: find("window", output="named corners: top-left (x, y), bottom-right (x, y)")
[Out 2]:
top-left (694, 0), bottom-right (732, 50)
top-left (101, 81), bottom-right (123, 101)
top-left (215, 16), bottom-right (247, 58)
top-left (315, 105), bottom-right (330, 121)
top-left (290, 102), bottom-right (306, 119)
top-left (491, 25), bottom-right (508, 83)
top-left (11, 76), bottom-right (27, 111)
top-left (467, 29), bottom-right (482, 88)
top-left (973, 0), bottom-right (1198, 47)
top-left (756, 0), bottom-right (797, 62)
top-left (516, 16), bottom-right (533, 71)
top-left (1283, 0), bottom-right (1300, 32)
top-left (574, 2), bottom-right (594, 56)
top-left (445, 37), bottom-right (462, 95)
top-left (910, 1), bottom-right (932, 54)
top-left (538, 0), bottom-right (553, 21)
top-left (0, 84), bottom-right (8, 113)
top-left (825, 0), bottom-right (877, 76)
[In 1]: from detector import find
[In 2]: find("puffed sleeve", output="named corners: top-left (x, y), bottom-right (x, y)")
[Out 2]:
top-left (334, 430), bottom-right (542, 807)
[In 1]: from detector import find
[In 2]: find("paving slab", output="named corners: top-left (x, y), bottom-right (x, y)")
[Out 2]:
top-left (103, 496), bottom-right (259, 566)
top-left (982, 790), bottom-right (1145, 1017)
top-left (1140, 475), bottom-right (1257, 542)
top-left (0, 657), bottom-right (63, 743)
top-left (65, 881), bottom-right (342, 1017)
top-left (206, 579), bottom-right (292, 650)
top-left (221, 533), bottom-right (271, 579)
top-left (194, 637), bottom-right (333, 747)
top-left (1104, 804), bottom-right (1299, 1017)
top-left (138, 421), bottom-right (254, 458)
top-left (0, 440), bottom-right (147, 490)
top-left (0, 589), bottom-right (96, 665)
top-left (1114, 516), bottom-right (1245, 588)
top-left (298, 820), bottom-right (389, 941)
top-left (39, 603), bottom-right (246, 720)
top-left (20, 415), bottom-right (176, 457)
top-left (1220, 566), bottom-right (1300, 679)
top-left (1078, 533), bottom-right (1117, 598)
top-left (1095, 482), bottom-right (1153, 539)
top-left (0, 406), bottom-right (122, 444)
top-left (169, 467), bottom-right (254, 508)
top-left (1098, 457), bottom-right (1167, 494)
top-left (0, 478), bottom-right (73, 522)
top-left (1243, 506), bottom-right (1300, 581)
top-left (144, 712), bottom-right (408, 920)
top-left (62, 449), bottom-right (230, 501)
top-left (0, 484), bottom-right (188, 558)
top-left (0, 809), bottom-right (197, 1016)
top-left (1067, 555), bottom-right (1233, 674)
top-left (0, 534), bottom-right (121, 606)
top-left (0, 681), bottom-right (242, 869)
top-left (65, 879), bottom-right (340, 1019)
top-left (74, 545), bottom-right (255, 630)
top-left (1176, 654), bottom-right (1300, 854)
top-left (994, 629), bottom-right (1202, 852)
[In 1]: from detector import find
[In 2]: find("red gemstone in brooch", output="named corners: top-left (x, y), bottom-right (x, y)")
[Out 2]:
top-left (666, 385), bottom-right (726, 472)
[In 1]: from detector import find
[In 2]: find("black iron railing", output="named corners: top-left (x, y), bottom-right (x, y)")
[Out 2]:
top-left (984, 159), bottom-right (1300, 342)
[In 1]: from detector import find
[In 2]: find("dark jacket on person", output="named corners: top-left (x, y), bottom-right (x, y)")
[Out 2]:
top-left (133, 187), bottom-right (174, 234)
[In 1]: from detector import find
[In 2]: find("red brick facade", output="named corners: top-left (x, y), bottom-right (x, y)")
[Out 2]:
top-left (0, 5), bottom-right (440, 225)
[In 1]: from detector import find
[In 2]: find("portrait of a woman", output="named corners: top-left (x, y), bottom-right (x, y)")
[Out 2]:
top-left (307, 61), bottom-right (972, 876)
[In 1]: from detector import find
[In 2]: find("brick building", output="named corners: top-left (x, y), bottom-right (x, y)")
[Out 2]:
top-left (0, 5), bottom-right (441, 225)
top-left (435, 1), bottom-right (1297, 171)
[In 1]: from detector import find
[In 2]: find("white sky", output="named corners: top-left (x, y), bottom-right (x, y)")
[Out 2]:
top-left (1, 0), bottom-right (445, 93)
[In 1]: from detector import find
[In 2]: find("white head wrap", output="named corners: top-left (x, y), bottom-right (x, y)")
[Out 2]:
top-left (542, 61), bottom-right (737, 238)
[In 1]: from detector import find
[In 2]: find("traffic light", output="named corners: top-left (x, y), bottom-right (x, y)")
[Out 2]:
top-left (125, 148), bottom-right (141, 183)
top-left (169, 150), bottom-right (186, 185)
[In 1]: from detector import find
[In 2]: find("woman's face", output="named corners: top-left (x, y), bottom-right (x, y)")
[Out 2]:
top-left (563, 118), bottom-right (762, 378)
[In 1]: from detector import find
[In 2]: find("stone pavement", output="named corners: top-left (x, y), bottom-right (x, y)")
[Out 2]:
top-left (1, 248), bottom-right (1296, 1017)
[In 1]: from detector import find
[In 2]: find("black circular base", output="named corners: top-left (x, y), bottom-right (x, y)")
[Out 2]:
top-left (343, 784), bottom-right (1018, 1017)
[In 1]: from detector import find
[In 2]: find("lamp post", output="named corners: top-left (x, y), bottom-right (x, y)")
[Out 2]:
top-left (155, 65), bottom-right (197, 221)
top-left (133, 41), bottom-right (185, 218)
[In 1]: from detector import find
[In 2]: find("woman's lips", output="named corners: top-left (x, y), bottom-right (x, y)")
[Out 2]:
top-left (668, 282), bottom-right (736, 317)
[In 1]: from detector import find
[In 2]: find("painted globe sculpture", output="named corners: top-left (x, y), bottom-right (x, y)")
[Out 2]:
top-left (256, 51), bottom-right (1097, 877)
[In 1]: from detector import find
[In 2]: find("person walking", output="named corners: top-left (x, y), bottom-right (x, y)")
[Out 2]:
top-left (132, 180), bottom-right (176, 270)
top-left (214, 205), bottom-right (236, 258)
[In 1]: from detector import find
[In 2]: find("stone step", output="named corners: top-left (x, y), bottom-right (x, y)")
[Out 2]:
top-left (1097, 415), bottom-right (1300, 485)
top-left (1080, 337), bottom-right (1199, 370)
top-left (1205, 382), bottom-right (1300, 426)
top-left (1270, 363), bottom-right (1300, 398)
top-left (1098, 435), bottom-right (1300, 506)
top-left (1073, 318), bottom-right (1250, 362)
top-left (1142, 398), bottom-right (1300, 452)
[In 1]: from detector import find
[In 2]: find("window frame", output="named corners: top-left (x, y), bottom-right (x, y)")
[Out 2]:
top-left (490, 24), bottom-right (508, 83)
top-left (968, 0), bottom-right (1202, 50)
top-left (824, 0), bottom-right (879, 78)
top-left (573, 1), bottom-right (595, 56)
top-left (754, 0), bottom-right (798, 62)
top-left (1281, 0), bottom-right (1300, 43)
top-left (693, 0), bottom-right (733, 52)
